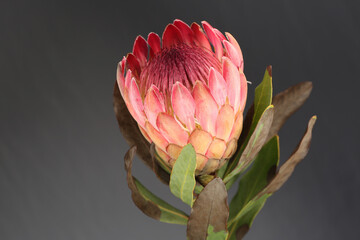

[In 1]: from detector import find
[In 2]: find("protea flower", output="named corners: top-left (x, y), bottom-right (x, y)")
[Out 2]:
top-left (117, 19), bottom-right (248, 175)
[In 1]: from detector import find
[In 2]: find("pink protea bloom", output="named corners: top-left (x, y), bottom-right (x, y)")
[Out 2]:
top-left (117, 19), bottom-right (248, 175)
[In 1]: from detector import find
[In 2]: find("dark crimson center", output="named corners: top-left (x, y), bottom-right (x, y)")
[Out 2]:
top-left (140, 44), bottom-right (221, 98)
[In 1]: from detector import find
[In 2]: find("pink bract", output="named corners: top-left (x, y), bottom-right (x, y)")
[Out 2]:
top-left (117, 19), bottom-right (248, 175)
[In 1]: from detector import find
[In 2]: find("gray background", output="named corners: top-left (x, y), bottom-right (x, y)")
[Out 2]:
top-left (1, 0), bottom-right (359, 239)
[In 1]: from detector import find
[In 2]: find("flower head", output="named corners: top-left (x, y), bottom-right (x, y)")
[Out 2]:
top-left (117, 19), bottom-right (248, 175)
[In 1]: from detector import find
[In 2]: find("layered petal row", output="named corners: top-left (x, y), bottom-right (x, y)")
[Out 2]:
top-left (117, 19), bottom-right (247, 175)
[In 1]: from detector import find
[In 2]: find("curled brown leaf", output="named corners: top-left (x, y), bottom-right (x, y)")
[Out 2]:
top-left (258, 116), bottom-right (317, 197)
top-left (124, 146), bottom-right (161, 220)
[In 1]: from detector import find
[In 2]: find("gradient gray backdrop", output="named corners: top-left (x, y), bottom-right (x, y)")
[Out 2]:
top-left (1, 0), bottom-right (359, 239)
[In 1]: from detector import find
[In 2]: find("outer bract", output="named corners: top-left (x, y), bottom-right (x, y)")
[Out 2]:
top-left (117, 19), bottom-right (248, 175)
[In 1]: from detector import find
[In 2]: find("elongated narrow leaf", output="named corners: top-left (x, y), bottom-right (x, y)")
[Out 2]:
top-left (169, 144), bottom-right (197, 207)
top-left (258, 116), bottom-right (317, 197)
top-left (207, 225), bottom-right (228, 240)
top-left (266, 81), bottom-right (313, 141)
top-left (228, 136), bottom-right (279, 223)
top-left (216, 161), bottom-right (228, 179)
top-left (228, 116), bottom-right (316, 239)
top-left (228, 195), bottom-right (269, 240)
top-left (234, 225), bottom-right (250, 240)
top-left (124, 146), bottom-right (189, 225)
top-left (187, 178), bottom-right (229, 240)
top-left (194, 184), bottom-right (204, 195)
top-left (224, 67), bottom-right (273, 178)
top-left (227, 137), bottom-right (279, 239)
top-left (134, 179), bottom-right (188, 225)
top-left (224, 106), bottom-right (274, 185)
top-left (114, 83), bottom-right (152, 168)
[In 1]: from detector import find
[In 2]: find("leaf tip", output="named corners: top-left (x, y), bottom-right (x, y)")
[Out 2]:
top-left (266, 65), bottom-right (272, 77)
top-left (304, 81), bottom-right (313, 89)
top-left (184, 143), bottom-right (196, 152)
top-left (309, 115), bottom-right (317, 128)
top-left (124, 146), bottom-right (137, 170)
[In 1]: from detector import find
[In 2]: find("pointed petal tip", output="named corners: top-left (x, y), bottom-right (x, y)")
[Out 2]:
top-left (223, 39), bottom-right (241, 68)
top-left (223, 57), bottom-right (241, 112)
top-left (171, 81), bottom-right (195, 132)
top-left (192, 81), bottom-right (218, 136)
top-left (144, 86), bottom-right (165, 130)
top-left (157, 113), bottom-right (189, 146)
top-left (201, 21), bottom-right (223, 60)
top-left (147, 32), bottom-right (161, 57)
top-left (208, 67), bottom-right (227, 106)
top-left (162, 24), bottom-right (183, 48)
top-left (201, 20), bottom-right (211, 27)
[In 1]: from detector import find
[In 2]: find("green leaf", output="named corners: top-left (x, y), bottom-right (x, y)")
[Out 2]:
top-left (223, 106), bottom-right (274, 186)
top-left (134, 178), bottom-right (189, 225)
top-left (228, 136), bottom-right (279, 227)
top-left (252, 66), bottom-right (273, 132)
top-left (194, 184), bottom-right (204, 195)
top-left (169, 144), bottom-right (197, 207)
top-left (207, 225), bottom-right (228, 240)
top-left (124, 147), bottom-right (189, 225)
top-left (224, 66), bottom-right (273, 180)
top-left (228, 136), bottom-right (279, 221)
top-left (216, 161), bottom-right (228, 179)
top-left (227, 195), bottom-right (269, 240)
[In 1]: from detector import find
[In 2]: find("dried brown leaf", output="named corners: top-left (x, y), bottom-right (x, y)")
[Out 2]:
top-left (267, 81), bottom-right (313, 141)
top-left (259, 116), bottom-right (317, 197)
top-left (124, 146), bottom-right (161, 220)
top-left (239, 81), bottom-right (312, 148)
top-left (113, 83), bottom-right (152, 168)
top-left (187, 178), bottom-right (229, 240)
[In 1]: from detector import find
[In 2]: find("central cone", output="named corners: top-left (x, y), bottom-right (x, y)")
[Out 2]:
top-left (140, 44), bottom-right (221, 99)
